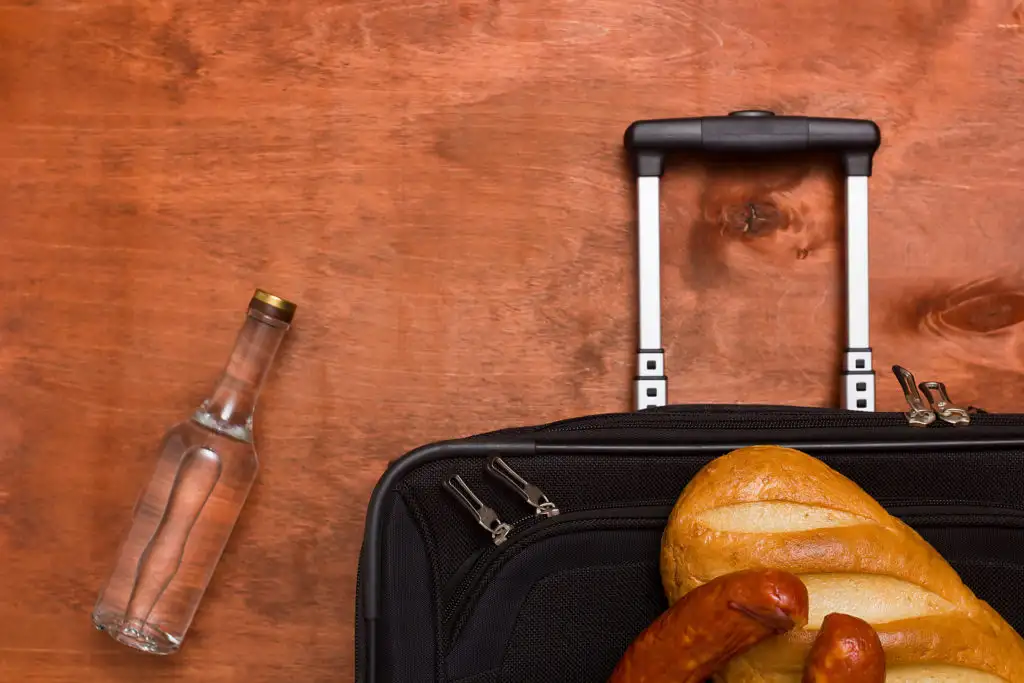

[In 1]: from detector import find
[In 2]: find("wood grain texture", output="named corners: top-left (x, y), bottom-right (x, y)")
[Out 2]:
top-left (1, 0), bottom-right (1023, 680)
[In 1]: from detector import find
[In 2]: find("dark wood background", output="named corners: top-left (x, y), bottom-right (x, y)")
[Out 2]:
top-left (2, 0), bottom-right (1024, 680)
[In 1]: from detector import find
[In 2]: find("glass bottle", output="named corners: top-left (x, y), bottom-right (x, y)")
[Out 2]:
top-left (92, 289), bottom-right (296, 654)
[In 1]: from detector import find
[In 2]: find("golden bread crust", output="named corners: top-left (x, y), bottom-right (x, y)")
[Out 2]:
top-left (660, 445), bottom-right (1024, 682)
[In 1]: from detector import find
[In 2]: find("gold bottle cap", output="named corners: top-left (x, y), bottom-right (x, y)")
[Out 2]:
top-left (250, 289), bottom-right (297, 324)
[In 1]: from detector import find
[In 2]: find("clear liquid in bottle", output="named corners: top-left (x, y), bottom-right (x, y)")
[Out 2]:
top-left (92, 289), bottom-right (296, 654)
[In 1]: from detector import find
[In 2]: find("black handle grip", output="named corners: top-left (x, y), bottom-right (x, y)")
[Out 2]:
top-left (624, 110), bottom-right (881, 177)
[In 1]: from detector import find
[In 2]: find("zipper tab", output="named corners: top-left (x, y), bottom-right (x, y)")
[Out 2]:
top-left (918, 381), bottom-right (971, 426)
top-left (486, 457), bottom-right (560, 518)
top-left (891, 365), bottom-right (936, 427)
top-left (444, 475), bottom-right (513, 545)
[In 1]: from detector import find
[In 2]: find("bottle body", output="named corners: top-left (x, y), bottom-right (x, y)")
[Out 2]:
top-left (92, 289), bottom-right (294, 655)
top-left (92, 419), bottom-right (258, 654)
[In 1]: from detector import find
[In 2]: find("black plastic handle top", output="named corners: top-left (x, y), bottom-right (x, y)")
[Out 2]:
top-left (624, 110), bottom-right (881, 177)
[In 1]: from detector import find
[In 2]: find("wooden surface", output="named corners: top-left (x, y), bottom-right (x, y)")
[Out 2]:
top-left (2, 0), bottom-right (1024, 680)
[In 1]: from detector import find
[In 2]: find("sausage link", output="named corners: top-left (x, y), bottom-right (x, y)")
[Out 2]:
top-left (802, 613), bottom-right (885, 683)
top-left (608, 568), bottom-right (809, 683)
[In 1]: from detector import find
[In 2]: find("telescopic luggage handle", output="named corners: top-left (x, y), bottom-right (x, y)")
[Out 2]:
top-left (623, 110), bottom-right (882, 412)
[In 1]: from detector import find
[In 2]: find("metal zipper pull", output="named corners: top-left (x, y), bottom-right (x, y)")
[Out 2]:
top-left (891, 365), bottom-right (936, 427)
top-left (486, 457), bottom-right (560, 517)
top-left (444, 475), bottom-right (512, 545)
top-left (918, 381), bottom-right (971, 426)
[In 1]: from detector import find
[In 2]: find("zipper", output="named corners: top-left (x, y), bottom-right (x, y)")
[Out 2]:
top-left (441, 500), bottom-right (1024, 646)
top-left (442, 504), bottom-right (672, 642)
top-left (892, 365), bottom-right (936, 427)
top-left (441, 460), bottom-right (563, 603)
top-left (919, 381), bottom-right (972, 426)
top-left (486, 456), bottom-right (560, 518)
top-left (444, 475), bottom-right (513, 546)
top-left (539, 409), bottom-right (1010, 433)
top-left (871, 501), bottom-right (1024, 517)
top-left (538, 370), bottom-right (1019, 434)
top-left (543, 409), bottom-right (910, 432)
top-left (437, 492), bottom-right (1024, 623)
top-left (444, 457), bottom-right (562, 546)
top-left (440, 497), bottom-right (667, 608)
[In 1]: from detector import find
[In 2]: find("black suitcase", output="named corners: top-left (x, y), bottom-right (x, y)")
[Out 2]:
top-left (354, 112), bottom-right (1024, 683)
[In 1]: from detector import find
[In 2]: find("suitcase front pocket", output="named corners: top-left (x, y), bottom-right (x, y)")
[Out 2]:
top-left (443, 507), bottom-right (670, 683)
top-left (441, 504), bottom-right (1024, 683)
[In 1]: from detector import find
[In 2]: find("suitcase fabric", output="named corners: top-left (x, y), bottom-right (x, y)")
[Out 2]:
top-left (354, 112), bottom-right (1024, 683)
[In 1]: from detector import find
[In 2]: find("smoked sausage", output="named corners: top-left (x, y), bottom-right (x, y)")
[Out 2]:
top-left (802, 613), bottom-right (885, 683)
top-left (608, 568), bottom-right (809, 683)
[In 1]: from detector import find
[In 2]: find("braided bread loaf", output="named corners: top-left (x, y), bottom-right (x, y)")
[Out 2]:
top-left (660, 445), bottom-right (1024, 682)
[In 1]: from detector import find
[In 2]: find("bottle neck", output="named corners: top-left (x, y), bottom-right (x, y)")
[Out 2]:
top-left (192, 310), bottom-right (289, 442)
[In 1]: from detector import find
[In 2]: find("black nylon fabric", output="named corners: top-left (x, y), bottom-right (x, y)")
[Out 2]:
top-left (915, 526), bottom-right (1024, 629)
top-left (496, 563), bottom-right (664, 683)
top-left (359, 408), bottom-right (1024, 683)
top-left (445, 527), bottom-right (663, 680)
top-left (378, 497), bottom-right (436, 683)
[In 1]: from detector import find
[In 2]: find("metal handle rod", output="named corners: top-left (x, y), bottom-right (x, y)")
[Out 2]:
top-left (636, 176), bottom-right (667, 410)
top-left (842, 176), bottom-right (874, 412)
